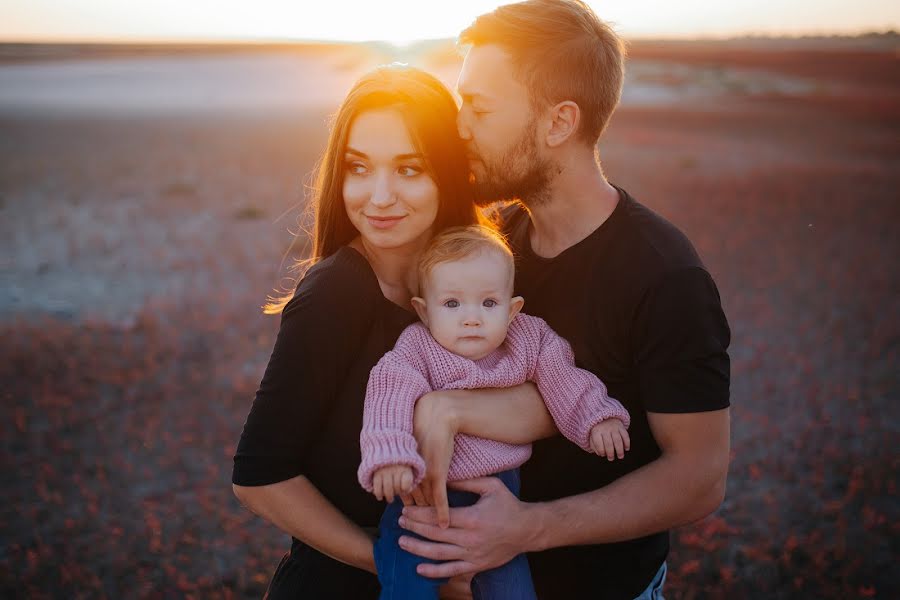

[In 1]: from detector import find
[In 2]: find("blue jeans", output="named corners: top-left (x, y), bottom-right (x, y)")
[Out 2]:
top-left (633, 561), bottom-right (667, 600)
top-left (374, 469), bottom-right (537, 600)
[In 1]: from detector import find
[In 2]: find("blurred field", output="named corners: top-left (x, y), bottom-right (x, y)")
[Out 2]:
top-left (1, 38), bottom-right (898, 598)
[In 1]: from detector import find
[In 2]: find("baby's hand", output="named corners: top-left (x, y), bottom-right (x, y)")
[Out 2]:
top-left (589, 418), bottom-right (630, 461)
top-left (372, 465), bottom-right (414, 503)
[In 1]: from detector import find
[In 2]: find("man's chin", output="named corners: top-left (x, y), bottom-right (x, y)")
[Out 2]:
top-left (473, 185), bottom-right (516, 207)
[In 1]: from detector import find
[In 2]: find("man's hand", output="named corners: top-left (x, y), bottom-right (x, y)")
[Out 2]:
top-left (413, 392), bottom-right (459, 528)
top-left (589, 418), bottom-right (631, 460)
top-left (372, 465), bottom-right (414, 503)
top-left (397, 477), bottom-right (537, 578)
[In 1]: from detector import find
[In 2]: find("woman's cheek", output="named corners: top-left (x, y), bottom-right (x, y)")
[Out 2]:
top-left (405, 178), bottom-right (440, 210)
top-left (342, 180), bottom-right (364, 208)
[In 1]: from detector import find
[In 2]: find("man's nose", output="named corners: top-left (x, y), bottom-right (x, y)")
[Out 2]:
top-left (370, 172), bottom-right (396, 207)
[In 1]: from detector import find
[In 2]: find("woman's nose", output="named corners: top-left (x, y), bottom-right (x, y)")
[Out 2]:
top-left (370, 172), bottom-right (396, 207)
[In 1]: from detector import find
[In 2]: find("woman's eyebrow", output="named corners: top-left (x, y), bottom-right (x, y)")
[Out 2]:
top-left (345, 147), bottom-right (424, 161)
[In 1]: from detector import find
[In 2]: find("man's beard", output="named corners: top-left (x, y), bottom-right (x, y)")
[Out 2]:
top-left (472, 118), bottom-right (554, 208)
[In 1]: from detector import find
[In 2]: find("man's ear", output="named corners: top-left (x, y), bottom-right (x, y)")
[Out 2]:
top-left (508, 296), bottom-right (525, 323)
top-left (545, 101), bottom-right (580, 148)
top-left (411, 297), bottom-right (429, 325)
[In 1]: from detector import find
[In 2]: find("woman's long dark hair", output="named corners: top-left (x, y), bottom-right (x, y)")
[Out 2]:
top-left (265, 65), bottom-right (479, 313)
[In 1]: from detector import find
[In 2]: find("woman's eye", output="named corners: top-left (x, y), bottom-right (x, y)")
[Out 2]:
top-left (444, 300), bottom-right (459, 308)
top-left (346, 161), bottom-right (368, 175)
top-left (483, 299), bottom-right (498, 308)
top-left (397, 165), bottom-right (422, 177)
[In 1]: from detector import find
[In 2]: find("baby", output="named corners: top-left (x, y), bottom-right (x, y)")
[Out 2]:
top-left (358, 224), bottom-right (630, 600)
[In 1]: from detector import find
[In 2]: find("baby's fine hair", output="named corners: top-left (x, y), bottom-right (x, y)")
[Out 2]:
top-left (417, 225), bottom-right (515, 295)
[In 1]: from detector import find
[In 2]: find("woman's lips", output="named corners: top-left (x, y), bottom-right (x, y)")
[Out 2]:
top-left (366, 215), bottom-right (405, 230)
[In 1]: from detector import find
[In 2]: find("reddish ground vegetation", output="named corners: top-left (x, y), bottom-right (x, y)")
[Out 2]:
top-left (1, 45), bottom-right (898, 598)
top-left (628, 41), bottom-right (900, 91)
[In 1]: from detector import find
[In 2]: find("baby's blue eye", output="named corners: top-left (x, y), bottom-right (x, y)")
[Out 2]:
top-left (483, 299), bottom-right (498, 308)
top-left (444, 300), bottom-right (459, 308)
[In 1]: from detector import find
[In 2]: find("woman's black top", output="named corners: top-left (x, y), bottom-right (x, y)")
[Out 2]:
top-left (232, 246), bottom-right (416, 598)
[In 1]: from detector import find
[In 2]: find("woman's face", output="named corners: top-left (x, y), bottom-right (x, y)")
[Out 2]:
top-left (343, 108), bottom-right (439, 253)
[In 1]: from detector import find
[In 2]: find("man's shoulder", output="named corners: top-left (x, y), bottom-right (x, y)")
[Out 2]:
top-left (609, 188), bottom-right (707, 277)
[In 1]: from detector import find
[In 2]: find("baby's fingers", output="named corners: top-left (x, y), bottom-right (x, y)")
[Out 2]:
top-left (399, 468), bottom-right (414, 493)
top-left (373, 473), bottom-right (385, 501)
top-left (612, 431), bottom-right (625, 459)
top-left (602, 432), bottom-right (616, 461)
top-left (383, 477), bottom-right (396, 503)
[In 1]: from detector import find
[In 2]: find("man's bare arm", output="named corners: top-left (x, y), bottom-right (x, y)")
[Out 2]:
top-left (399, 407), bottom-right (730, 577)
top-left (528, 408), bottom-right (730, 548)
top-left (418, 383), bottom-right (557, 445)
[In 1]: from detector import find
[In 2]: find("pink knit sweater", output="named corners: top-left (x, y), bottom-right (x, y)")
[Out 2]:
top-left (357, 314), bottom-right (630, 493)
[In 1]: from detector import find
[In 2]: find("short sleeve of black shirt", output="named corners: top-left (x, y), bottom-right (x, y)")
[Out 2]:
top-left (634, 266), bottom-right (731, 413)
top-left (232, 248), bottom-right (377, 487)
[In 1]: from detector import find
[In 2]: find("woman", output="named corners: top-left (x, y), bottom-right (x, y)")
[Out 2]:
top-left (231, 65), bottom-right (479, 597)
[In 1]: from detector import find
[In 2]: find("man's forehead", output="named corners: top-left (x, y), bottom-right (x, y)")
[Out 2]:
top-left (457, 44), bottom-right (517, 98)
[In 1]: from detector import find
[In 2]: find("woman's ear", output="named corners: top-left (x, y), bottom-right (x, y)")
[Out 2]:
top-left (508, 296), bottom-right (525, 323)
top-left (411, 297), bottom-right (429, 325)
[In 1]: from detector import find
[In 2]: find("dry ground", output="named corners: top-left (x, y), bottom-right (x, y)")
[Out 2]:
top-left (1, 41), bottom-right (898, 598)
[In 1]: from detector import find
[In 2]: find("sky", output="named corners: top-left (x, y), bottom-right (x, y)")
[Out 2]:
top-left (2, 0), bottom-right (898, 43)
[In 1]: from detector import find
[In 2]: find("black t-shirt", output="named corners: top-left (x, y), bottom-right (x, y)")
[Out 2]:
top-left (501, 187), bottom-right (731, 599)
top-left (232, 246), bottom-right (415, 598)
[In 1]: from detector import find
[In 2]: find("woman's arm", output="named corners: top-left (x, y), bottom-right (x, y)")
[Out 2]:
top-left (232, 253), bottom-right (380, 571)
top-left (233, 476), bottom-right (375, 573)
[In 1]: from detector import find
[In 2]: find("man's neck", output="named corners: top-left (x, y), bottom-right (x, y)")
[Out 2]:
top-left (526, 154), bottom-right (619, 259)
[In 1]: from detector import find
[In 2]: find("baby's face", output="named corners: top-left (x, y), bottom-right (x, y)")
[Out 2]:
top-left (414, 251), bottom-right (523, 360)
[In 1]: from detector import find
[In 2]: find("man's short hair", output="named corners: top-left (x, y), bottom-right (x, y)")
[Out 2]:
top-left (418, 225), bottom-right (515, 295)
top-left (460, 0), bottom-right (626, 145)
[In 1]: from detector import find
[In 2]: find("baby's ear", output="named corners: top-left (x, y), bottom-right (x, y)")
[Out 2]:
top-left (508, 296), bottom-right (525, 323)
top-left (411, 297), bottom-right (429, 325)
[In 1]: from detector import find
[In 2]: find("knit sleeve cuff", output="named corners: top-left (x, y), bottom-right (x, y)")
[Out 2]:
top-left (357, 430), bottom-right (426, 492)
top-left (560, 386), bottom-right (631, 453)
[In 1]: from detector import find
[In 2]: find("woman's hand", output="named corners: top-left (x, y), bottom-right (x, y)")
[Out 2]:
top-left (413, 391), bottom-right (460, 528)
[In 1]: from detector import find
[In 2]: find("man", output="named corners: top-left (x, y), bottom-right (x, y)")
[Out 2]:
top-left (400, 1), bottom-right (731, 598)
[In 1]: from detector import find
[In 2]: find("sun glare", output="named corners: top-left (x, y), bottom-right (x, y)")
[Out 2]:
top-left (0, 0), bottom-right (897, 42)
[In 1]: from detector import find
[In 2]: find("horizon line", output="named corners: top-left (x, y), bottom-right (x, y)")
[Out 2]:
top-left (1, 27), bottom-right (897, 46)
